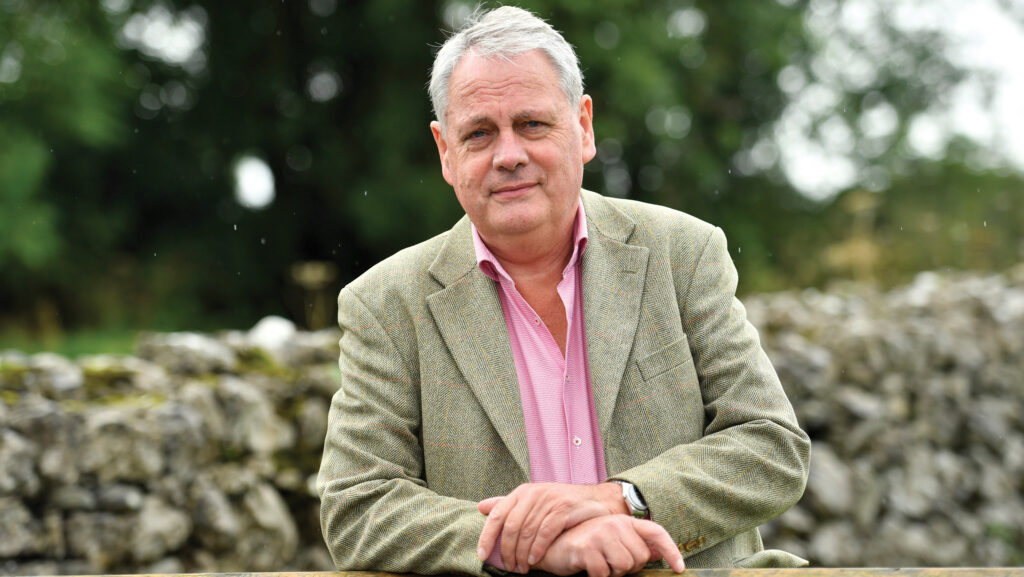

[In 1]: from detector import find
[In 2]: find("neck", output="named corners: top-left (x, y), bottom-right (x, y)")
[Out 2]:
top-left (482, 225), bottom-right (575, 283)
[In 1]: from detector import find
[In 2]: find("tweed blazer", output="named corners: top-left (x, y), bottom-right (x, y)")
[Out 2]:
top-left (318, 190), bottom-right (811, 575)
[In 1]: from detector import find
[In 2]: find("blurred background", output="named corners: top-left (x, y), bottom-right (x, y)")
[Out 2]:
top-left (2, 0), bottom-right (1023, 353)
top-left (3, 0), bottom-right (1024, 573)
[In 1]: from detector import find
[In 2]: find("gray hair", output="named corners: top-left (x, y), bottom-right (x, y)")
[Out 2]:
top-left (428, 5), bottom-right (584, 131)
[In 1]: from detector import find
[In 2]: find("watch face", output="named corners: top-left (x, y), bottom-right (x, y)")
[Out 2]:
top-left (622, 483), bottom-right (647, 513)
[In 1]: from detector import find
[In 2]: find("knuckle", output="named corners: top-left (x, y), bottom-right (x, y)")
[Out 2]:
top-left (537, 524), bottom-right (559, 539)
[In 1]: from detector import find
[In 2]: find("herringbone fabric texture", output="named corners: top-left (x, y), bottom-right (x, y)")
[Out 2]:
top-left (317, 190), bottom-right (811, 575)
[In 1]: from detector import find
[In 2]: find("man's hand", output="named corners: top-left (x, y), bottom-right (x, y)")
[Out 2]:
top-left (476, 482), bottom-right (627, 572)
top-left (533, 515), bottom-right (686, 577)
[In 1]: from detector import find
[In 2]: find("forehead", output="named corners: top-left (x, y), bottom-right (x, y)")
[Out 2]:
top-left (446, 49), bottom-right (568, 125)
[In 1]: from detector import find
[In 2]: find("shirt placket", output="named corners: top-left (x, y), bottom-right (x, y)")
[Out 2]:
top-left (557, 263), bottom-right (579, 483)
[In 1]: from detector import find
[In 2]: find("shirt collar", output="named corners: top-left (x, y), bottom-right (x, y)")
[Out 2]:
top-left (472, 198), bottom-right (589, 283)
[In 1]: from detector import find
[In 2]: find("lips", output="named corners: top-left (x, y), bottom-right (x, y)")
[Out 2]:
top-left (491, 183), bottom-right (536, 196)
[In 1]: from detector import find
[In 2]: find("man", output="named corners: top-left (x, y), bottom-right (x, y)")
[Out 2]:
top-left (318, 6), bottom-right (810, 577)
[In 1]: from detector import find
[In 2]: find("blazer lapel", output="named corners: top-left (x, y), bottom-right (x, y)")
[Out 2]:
top-left (580, 192), bottom-right (650, 439)
top-left (426, 217), bottom-right (531, 479)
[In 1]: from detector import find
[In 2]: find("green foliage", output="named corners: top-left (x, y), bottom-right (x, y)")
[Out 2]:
top-left (1, 0), bottom-right (1022, 342)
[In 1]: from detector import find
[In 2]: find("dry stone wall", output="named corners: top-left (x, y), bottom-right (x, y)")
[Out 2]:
top-left (0, 318), bottom-right (338, 575)
top-left (752, 267), bottom-right (1024, 566)
top-left (2, 268), bottom-right (1024, 574)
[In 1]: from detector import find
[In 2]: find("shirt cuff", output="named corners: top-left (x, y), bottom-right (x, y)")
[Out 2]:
top-left (485, 530), bottom-right (506, 571)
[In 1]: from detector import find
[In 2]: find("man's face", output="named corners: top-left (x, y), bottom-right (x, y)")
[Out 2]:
top-left (430, 49), bottom-right (596, 246)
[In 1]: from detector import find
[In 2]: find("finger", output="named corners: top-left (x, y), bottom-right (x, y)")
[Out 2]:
top-left (477, 495), bottom-right (516, 561)
top-left (526, 511), bottom-right (566, 566)
top-left (617, 524), bottom-right (653, 574)
top-left (632, 520), bottom-right (685, 572)
top-left (478, 496), bottom-right (503, 515)
top-left (514, 503), bottom-right (545, 572)
top-left (584, 551), bottom-right (611, 577)
top-left (500, 499), bottom-right (531, 572)
top-left (602, 542), bottom-right (636, 577)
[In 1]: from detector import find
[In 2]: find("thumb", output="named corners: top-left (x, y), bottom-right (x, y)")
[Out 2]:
top-left (478, 496), bottom-right (503, 514)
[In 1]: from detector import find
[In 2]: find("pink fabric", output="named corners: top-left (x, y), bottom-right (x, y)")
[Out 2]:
top-left (472, 201), bottom-right (607, 569)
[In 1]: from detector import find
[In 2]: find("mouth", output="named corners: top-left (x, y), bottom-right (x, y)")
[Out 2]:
top-left (490, 183), bottom-right (536, 197)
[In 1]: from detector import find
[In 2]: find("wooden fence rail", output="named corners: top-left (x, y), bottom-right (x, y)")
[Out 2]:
top-left (37, 569), bottom-right (1024, 577)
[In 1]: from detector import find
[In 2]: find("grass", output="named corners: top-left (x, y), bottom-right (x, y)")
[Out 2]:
top-left (0, 326), bottom-right (139, 358)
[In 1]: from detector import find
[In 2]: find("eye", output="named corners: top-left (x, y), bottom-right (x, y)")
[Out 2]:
top-left (464, 129), bottom-right (488, 142)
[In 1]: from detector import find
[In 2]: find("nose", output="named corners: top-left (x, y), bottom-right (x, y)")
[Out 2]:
top-left (492, 130), bottom-right (528, 172)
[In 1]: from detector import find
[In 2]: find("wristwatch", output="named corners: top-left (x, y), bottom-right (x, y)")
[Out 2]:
top-left (610, 480), bottom-right (649, 519)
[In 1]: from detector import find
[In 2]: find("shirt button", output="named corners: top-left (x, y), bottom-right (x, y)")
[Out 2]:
top-left (572, 436), bottom-right (582, 447)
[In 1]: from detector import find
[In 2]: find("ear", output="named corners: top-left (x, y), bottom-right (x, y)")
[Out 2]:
top-left (430, 120), bottom-right (455, 187)
top-left (578, 95), bottom-right (596, 164)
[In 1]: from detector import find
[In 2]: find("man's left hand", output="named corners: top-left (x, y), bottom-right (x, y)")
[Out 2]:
top-left (477, 482), bottom-right (628, 573)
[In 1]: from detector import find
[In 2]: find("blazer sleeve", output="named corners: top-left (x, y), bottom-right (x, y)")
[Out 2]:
top-left (612, 226), bottom-right (811, 558)
top-left (317, 286), bottom-right (489, 576)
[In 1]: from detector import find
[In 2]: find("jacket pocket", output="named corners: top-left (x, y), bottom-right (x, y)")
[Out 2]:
top-left (636, 335), bottom-right (693, 382)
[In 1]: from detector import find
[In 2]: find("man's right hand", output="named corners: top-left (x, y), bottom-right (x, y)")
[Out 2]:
top-left (532, 515), bottom-right (685, 577)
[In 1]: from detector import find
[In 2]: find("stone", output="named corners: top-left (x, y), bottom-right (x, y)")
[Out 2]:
top-left (886, 449), bottom-right (942, 519)
top-left (248, 315), bottom-right (297, 356)
top-left (151, 402), bottom-right (215, 474)
top-left (190, 478), bottom-right (241, 550)
top-left (51, 485), bottom-right (97, 510)
top-left (296, 397), bottom-right (328, 449)
top-left (297, 363), bottom-right (343, 398)
top-left (239, 482), bottom-right (299, 571)
top-left (97, 484), bottom-right (144, 512)
top-left (65, 512), bottom-right (136, 570)
top-left (78, 408), bottom-right (163, 483)
top-left (835, 385), bottom-right (885, 420)
top-left (775, 504), bottom-right (815, 534)
top-left (41, 509), bottom-right (65, 559)
top-left (0, 497), bottom-right (40, 556)
top-left (29, 352), bottom-right (84, 397)
top-left (805, 443), bottom-right (853, 516)
top-left (136, 332), bottom-right (237, 374)
top-left (850, 459), bottom-right (883, 528)
top-left (0, 428), bottom-right (40, 496)
top-left (178, 380), bottom-right (226, 442)
top-left (293, 545), bottom-right (336, 571)
top-left (2, 561), bottom-right (59, 576)
top-left (132, 497), bottom-right (191, 563)
top-left (217, 376), bottom-right (295, 454)
top-left (79, 355), bottom-right (171, 395)
top-left (808, 521), bottom-right (859, 566)
top-left (138, 557), bottom-right (185, 574)
top-left (279, 329), bottom-right (340, 367)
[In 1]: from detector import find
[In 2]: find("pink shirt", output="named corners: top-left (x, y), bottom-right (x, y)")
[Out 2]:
top-left (472, 200), bottom-right (607, 485)
top-left (473, 201), bottom-right (607, 569)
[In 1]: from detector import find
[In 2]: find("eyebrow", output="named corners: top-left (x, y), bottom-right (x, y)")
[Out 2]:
top-left (460, 109), bottom-right (554, 128)
top-left (513, 109), bottom-right (553, 121)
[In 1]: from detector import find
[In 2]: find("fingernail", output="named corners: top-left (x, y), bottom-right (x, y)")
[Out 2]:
top-left (517, 565), bottom-right (526, 573)
top-left (477, 547), bottom-right (486, 560)
top-left (528, 555), bottom-right (536, 565)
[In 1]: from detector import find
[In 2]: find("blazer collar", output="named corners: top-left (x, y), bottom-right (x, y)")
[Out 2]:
top-left (426, 190), bottom-right (637, 286)
top-left (579, 191), bottom-right (649, 441)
